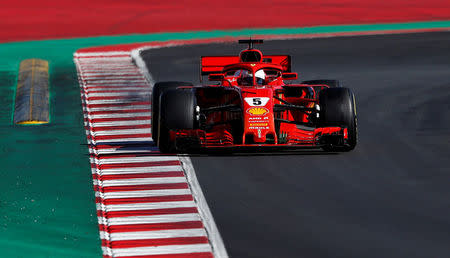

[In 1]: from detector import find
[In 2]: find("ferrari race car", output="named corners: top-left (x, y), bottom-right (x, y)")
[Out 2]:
top-left (152, 39), bottom-right (357, 153)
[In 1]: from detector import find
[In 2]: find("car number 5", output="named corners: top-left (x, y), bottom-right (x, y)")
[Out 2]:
top-left (253, 98), bottom-right (262, 105)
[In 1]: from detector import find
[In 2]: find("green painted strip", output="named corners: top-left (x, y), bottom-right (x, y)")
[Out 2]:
top-left (0, 20), bottom-right (448, 257)
top-left (4, 20), bottom-right (450, 49)
top-left (0, 54), bottom-right (101, 258)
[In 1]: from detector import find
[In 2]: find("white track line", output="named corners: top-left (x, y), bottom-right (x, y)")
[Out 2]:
top-left (100, 229), bottom-right (208, 241)
top-left (74, 51), bottom-right (130, 57)
top-left (103, 213), bottom-right (201, 225)
top-left (88, 105), bottom-right (150, 112)
top-left (93, 166), bottom-right (184, 175)
top-left (90, 120), bottom-right (151, 127)
top-left (87, 92), bottom-right (149, 98)
top-left (96, 156), bottom-right (179, 164)
top-left (98, 201), bottom-right (198, 212)
top-left (93, 129), bottom-right (151, 136)
top-left (89, 148), bottom-right (158, 155)
top-left (95, 189), bottom-right (192, 199)
top-left (92, 112), bottom-right (152, 119)
top-left (103, 244), bottom-right (212, 257)
top-left (93, 138), bottom-right (151, 143)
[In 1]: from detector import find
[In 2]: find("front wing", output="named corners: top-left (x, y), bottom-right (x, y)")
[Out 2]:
top-left (168, 125), bottom-right (349, 150)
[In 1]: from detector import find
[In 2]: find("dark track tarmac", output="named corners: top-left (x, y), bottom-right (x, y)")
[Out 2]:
top-left (142, 32), bottom-right (450, 258)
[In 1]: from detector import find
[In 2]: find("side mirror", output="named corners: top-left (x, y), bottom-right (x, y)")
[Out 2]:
top-left (282, 72), bottom-right (298, 80)
top-left (208, 73), bottom-right (224, 81)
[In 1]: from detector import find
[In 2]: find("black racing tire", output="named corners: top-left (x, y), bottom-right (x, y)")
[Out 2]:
top-left (158, 89), bottom-right (197, 153)
top-left (302, 79), bottom-right (342, 88)
top-left (152, 81), bottom-right (193, 143)
top-left (319, 87), bottom-right (357, 152)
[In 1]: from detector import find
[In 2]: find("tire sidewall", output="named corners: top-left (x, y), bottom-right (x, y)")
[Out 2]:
top-left (158, 89), bottom-right (196, 152)
top-left (151, 81), bottom-right (192, 142)
top-left (319, 87), bottom-right (357, 151)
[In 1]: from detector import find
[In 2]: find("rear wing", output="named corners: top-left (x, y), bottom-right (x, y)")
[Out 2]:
top-left (201, 56), bottom-right (239, 76)
top-left (200, 55), bottom-right (292, 76)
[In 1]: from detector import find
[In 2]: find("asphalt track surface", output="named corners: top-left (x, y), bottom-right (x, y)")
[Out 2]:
top-left (142, 32), bottom-right (450, 258)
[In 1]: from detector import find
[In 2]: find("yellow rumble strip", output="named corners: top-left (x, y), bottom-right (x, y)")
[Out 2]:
top-left (14, 59), bottom-right (49, 125)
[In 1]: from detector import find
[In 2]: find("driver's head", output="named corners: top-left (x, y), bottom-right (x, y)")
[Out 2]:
top-left (255, 70), bottom-right (266, 85)
top-left (240, 70), bottom-right (253, 86)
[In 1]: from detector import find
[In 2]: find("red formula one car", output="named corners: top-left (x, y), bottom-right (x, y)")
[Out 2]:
top-left (152, 39), bottom-right (357, 153)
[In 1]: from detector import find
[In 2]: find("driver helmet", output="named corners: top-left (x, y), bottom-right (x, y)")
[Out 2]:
top-left (255, 69), bottom-right (266, 85)
top-left (240, 70), bottom-right (253, 86)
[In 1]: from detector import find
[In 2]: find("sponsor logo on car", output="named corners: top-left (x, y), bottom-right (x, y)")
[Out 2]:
top-left (248, 123), bottom-right (269, 130)
top-left (249, 126), bottom-right (270, 130)
top-left (249, 122), bottom-right (268, 127)
top-left (247, 107), bottom-right (269, 116)
top-left (249, 116), bottom-right (269, 120)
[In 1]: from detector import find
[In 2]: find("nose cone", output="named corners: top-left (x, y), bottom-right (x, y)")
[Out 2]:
top-left (241, 88), bottom-right (277, 144)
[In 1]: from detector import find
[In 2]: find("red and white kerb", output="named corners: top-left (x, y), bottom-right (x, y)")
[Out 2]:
top-left (75, 48), bottom-right (227, 258)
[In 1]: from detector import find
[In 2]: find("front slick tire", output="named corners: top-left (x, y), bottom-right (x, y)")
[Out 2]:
top-left (319, 87), bottom-right (357, 152)
top-left (152, 81), bottom-right (193, 143)
top-left (158, 89), bottom-right (196, 153)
